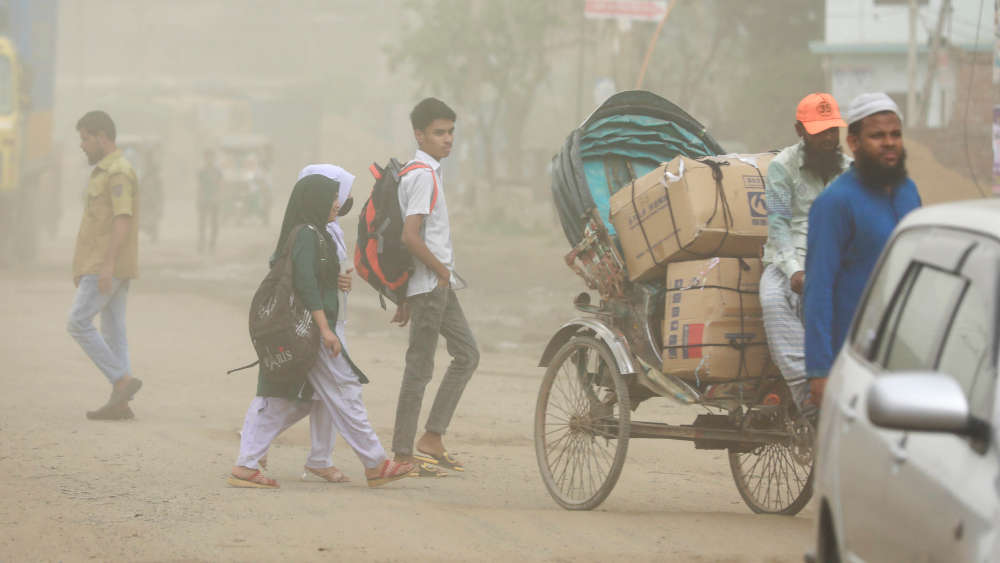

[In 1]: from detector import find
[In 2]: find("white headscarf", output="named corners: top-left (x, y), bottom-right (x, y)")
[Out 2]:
top-left (845, 92), bottom-right (903, 126)
top-left (297, 164), bottom-right (355, 261)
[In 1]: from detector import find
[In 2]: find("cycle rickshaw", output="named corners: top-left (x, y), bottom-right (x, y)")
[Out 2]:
top-left (534, 91), bottom-right (814, 513)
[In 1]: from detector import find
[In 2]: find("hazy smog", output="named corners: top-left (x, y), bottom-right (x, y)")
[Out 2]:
top-left (2, 0), bottom-right (996, 560)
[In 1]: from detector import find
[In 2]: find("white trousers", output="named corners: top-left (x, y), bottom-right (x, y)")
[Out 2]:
top-left (235, 325), bottom-right (387, 470)
top-left (235, 396), bottom-right (334, 470)
top-left (760, 264), bottom-right (810, 409)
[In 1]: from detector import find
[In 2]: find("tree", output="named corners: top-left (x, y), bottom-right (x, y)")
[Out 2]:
top-left (627, 0), bottom-right (825, 151)
top-left (387, 0), bottom-right (572, 194)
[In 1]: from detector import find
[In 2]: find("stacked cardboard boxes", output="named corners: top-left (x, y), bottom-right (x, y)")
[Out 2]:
top-left (661, 257), bottom-right (773, 382)
top-left (609, 153), bottom-right (773, 282)
top-left (608, 153), bottom-right (777, 383)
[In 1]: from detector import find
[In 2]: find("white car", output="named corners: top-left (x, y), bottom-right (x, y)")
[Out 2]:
top-left (812, 199), bottom-right (1000, 562)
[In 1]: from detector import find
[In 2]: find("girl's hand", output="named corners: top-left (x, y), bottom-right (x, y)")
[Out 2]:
top-left (321, 328), bottom-right (342, 357)
top-left (338, 268), bottom-right (353, 292)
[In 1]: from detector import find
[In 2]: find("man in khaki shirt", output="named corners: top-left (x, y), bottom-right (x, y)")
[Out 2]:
top-left (67, 111), bottom-right (143, 420)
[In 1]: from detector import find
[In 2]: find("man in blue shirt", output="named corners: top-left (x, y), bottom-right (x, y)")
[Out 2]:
top-left (804, 93), bottom-right (922, 404)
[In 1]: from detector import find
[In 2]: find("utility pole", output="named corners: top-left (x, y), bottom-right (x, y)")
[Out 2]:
top-left (906, 0), bottom-right (919, 126)
top-left (917, 0), bottom-right (950, 127)
top-left (635, 0), bottom-right (678, 90)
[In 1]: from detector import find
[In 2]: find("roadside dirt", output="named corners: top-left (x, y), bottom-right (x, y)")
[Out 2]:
top-left (0, 202), bottom-right (814, 562)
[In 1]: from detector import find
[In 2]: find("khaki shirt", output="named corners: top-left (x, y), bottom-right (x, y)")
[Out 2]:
top-left (72, 149), bottom-right (139, 279)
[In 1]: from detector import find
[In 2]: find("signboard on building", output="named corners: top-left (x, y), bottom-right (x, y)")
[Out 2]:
top-left (584, 0), bottom-right (668, 22)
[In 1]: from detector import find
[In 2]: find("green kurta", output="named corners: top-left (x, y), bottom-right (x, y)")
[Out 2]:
top-left (256, 226), bottom-right (368, 400)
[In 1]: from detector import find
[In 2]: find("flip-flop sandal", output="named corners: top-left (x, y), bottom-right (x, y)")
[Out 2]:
top-left (405, 461), bottom-right (449, 478)
top-left (227, 470), bottom-right (279, 489)
top-left (367, 460), bottom-right (415, 488)
top-left (414, 451), bottom-right (465, 472)
top-left (302, 466), bottom-right (351, 483)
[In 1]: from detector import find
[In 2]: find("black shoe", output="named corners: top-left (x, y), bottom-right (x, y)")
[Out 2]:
top-left (86, 402), bottom-right (135, 420)
top-left (108, 378), bottom-right (143, 406)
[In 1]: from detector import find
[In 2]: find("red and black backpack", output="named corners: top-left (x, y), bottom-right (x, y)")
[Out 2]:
top-left (354, 158), bottom-right (437, 307)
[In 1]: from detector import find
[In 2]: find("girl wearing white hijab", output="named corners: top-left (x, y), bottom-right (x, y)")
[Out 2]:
top-left (232, 164), bottom-right (410, 487)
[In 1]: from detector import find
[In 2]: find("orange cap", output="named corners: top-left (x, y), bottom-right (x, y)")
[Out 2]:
top-left (796, 93), bottom-right (847, 135)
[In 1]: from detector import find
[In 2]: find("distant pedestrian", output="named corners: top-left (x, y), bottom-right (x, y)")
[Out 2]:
top-left (804, 93), bottom-right (922, 404)
top-left (142, 150), bottom-right (164, 243)
top-left (390, 98), bottom-right (479, 476)
top-left (68, 110), bottom-right (143, 420)
top-left (229, 168), bottom-right (413, 488)
top-left (760, 93), bottom-right (850, 412)
top-left (197, 149), bottom-right (222, 253)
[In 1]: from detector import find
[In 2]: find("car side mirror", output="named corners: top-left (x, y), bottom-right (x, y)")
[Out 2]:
top-left (867, 373), bottom-right (984, 438)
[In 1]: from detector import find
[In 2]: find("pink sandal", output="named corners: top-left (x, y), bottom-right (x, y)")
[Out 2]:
top-left (227, 469), bottom-right (279, 489)
top-left (367, 459), bottom-right (415, 488)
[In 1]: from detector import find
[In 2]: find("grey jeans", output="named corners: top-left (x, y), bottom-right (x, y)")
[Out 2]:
top-left (392, 286), bottom-right (479, 456)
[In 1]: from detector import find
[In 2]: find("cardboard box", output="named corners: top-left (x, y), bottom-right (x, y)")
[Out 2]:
top-left (609, 153), bottom-right (773, 282)
top-left (661, 257), bottom-right (773, 382)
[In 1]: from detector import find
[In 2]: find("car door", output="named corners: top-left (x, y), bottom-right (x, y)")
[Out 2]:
top-left (877, 235), bottom-right (999, 562)
top-left (829, 227), bottom-right (930, 561)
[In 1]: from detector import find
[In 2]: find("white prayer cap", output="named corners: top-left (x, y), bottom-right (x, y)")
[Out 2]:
top-left (845, 93), bottom-right (903, 126)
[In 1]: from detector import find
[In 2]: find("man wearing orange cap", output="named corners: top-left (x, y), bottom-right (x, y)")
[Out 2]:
top-left (760, 93), bottom-right (850, 412)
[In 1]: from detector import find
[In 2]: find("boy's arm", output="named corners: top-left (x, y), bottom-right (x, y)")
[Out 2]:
top-left (390, 215), bottom-right (447, 328)
top-left (401, 214), bottom-right (449, 288)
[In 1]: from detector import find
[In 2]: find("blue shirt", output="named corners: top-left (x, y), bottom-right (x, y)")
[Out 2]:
top-left (804, 167), bottom-right (922, 377)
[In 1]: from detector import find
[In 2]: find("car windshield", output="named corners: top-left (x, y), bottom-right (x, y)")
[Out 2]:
top-left (0, 56), bottom-right (12, 115)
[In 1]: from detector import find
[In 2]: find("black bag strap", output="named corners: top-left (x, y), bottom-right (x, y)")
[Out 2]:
top-left (227, 360), bottom-right (259, 375)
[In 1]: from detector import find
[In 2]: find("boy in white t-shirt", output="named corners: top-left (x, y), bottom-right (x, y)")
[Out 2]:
top-left (391, 98), bottom-right (479, 475)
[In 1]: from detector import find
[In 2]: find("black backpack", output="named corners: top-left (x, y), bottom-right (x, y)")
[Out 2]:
top-left (228, 224), bottom-right (327, 381)
top-left (353, 158), bottom-right (437, 307)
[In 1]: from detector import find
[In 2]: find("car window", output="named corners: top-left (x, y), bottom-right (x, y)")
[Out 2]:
top-left (937, 241), bottom-right (999, 421)
top-left (851, 229), bottom-right (926, 357)
top-left (937, 281), bottom-right (994, 420)
top-left (876, 265), bottom-right (966, 372)
top-left (867, 234), bottom-right (999, 423)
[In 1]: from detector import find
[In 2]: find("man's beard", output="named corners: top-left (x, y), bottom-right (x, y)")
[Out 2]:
top-left (802, 145), bottom-right (844, 182)
top-left (85, 148), bottom-right (103, 165)
top-left (854, 147), bottom-right (907, 191)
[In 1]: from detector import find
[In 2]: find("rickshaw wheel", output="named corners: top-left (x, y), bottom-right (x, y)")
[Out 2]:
top-left (728, 411), bottom-right (814, 515)
top-left (534, 335), bottom-right (630, 511)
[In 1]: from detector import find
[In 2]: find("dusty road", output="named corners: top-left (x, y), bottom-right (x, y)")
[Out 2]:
top-left (0, 208), bottom-right (814, 562)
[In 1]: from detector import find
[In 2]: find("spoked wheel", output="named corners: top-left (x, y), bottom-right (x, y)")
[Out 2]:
top-left (728, 409), bottom-right (815, 515)
top-left (534, 335), bottom-right (630, 510)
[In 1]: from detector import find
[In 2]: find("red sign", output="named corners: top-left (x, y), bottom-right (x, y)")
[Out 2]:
top-left (584, 0), bottom-right (668, 22)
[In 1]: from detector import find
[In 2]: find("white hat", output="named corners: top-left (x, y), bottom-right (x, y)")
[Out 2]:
top-left (845, 92), bottom-right (902, 126)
